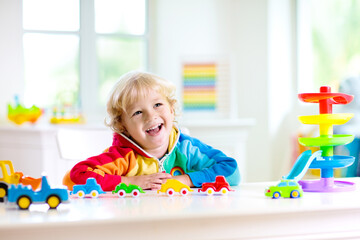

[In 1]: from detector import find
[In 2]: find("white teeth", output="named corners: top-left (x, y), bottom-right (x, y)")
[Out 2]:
top-left (146, 123), bottom-right (161, 132)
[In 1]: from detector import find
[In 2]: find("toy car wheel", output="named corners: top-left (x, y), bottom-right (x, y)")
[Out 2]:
top-left (180, 188), bottom-right (189, 196)
top-left (17, 195), bottom-right (32, 210)
top-left (290, 190), bottom-right (300, 198)
top-left (117, 189), bottom-right (126, 198)
top-left (166, 188), bottom-right (175, 196)
top-left (0, 184), bottom-right (7, 199)
top-left (47, 195), bottom-right (61, 209)
top-left (132, 189), bottom-right (140, 197)
top-left (220, 187), bottom-right (229, 195)
top-left (272, 191), bottom-right (281, 199)
top-left (206, 188), bottom-right (214, 196)
top-left (90, 190), bottom-right (99, 198)
top-left (77, 190), bottom-right (85, 198)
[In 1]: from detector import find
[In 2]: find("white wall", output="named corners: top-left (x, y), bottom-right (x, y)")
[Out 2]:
top-left (150, 0), bottom-right (298, 182)
top-left (232, 0), bottom-right (272, 181)
top-left (268, 0), bottom-right (300, 178)
top-left (0, 0), bottom-right (24, 124)
top-left (0, 0), bottom-right (299, 182)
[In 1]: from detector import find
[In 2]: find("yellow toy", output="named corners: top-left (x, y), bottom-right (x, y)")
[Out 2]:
top-left (0, 160), bottom-right (42, 201)
top-left (50, 106), bottom-right (84, 124)
top-left (157, 179), bottom-right (193, 196)
top-left (50, 115), bottom-right (84, 124)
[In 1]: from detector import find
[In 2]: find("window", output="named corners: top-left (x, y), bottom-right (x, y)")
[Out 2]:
top-left (278, 182), bottom-right (287, 187)
top-left (288, 182), bottom-right (296, 187)
top-left (22, 0), bottom-right (80, 109)
top-left (22, 0), bottom-right (147, 121)
top-left (95, 0), bottom-right (147, 105)
top-left (297, 0), bottom-right (360, 92)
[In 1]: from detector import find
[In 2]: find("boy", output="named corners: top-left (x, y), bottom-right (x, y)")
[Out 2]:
top-left (63, 71), bottom-right (240, 191)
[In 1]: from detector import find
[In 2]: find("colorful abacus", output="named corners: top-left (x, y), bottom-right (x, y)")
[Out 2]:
top-left (297, 86), bottom-right (355, 192)
top-left (182, 63), bottom-right (217, 111)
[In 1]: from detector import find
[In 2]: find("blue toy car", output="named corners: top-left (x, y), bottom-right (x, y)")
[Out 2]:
top-left (8, 175), bottom-right (69, 210)
top-left (70, 178), bottom-right (106, 198)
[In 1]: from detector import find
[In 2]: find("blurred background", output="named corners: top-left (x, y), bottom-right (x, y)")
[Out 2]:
top-left (1, 0), bottom-right (360, 184)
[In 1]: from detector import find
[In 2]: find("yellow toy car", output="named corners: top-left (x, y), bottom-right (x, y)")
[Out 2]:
top-left (157, 179), bottom-right (193, 196)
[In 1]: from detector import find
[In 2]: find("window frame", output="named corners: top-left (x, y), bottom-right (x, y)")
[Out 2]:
top-left (22, 0), bottom-right (149, 123)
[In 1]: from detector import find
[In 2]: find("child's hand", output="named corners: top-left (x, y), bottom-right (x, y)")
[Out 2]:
top-left (121, 173), bottom-right (172, 190)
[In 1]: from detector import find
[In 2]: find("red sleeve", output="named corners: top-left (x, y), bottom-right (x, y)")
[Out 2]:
top-left (68, 146), bottom-right (136, 191)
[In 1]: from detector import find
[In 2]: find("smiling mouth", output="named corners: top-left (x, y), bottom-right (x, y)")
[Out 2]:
top-left (146, 123), bottom-right (163, 135)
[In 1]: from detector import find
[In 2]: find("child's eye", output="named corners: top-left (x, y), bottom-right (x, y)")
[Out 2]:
top-left (132, 111), bottom-right (142, 117)
top-left (154, 103), bottom-right (162, 108)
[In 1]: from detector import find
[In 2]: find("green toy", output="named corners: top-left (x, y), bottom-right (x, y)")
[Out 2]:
top-left (112, 183), bottom-right (145, 198)
top-left (265, 179), bottom-right (303, 199)
top-left (7, 96), bottom-right (42, 125)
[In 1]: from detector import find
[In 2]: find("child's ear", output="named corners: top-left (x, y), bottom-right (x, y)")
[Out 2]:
top-left (170, 107), bottom-right (175, 116)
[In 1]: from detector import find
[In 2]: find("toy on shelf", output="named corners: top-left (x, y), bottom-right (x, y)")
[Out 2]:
top-left (157, 179), bottom-right (193, 196)
top-left (284, 86), bottom-right (355, 192)
top-left (7, 96), bottom-right (42, 125)
top-left (7, 175), bottom-right (68, 210)
top-left (265, 179), bottom-right (303, 199)
top-left (50, 105), bottom-right (84, 124)
top-left (0, 160), bottom-right (42, 202)
top-left (70, 178), bottom-right (106, 198)
top-left (112, 183), bottom-right (145, 198)
top-left (198, 176), bottom-right (234, 195)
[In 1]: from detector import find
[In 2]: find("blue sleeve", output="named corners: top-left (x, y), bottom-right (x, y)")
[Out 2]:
top-left (178, 133), bottom-right (241, 187)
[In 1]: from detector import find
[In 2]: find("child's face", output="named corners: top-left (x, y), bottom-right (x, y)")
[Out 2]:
top-left (121, 89), bottom-right (175, 154)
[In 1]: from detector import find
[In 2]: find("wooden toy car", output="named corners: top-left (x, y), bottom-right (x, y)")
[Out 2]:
top-left (157, 179), bottom-right (193, 196)
top-left (198, 176), bottom-right (234, 195)
top-left (112, 183), bottom-right (145, 197)
top-left (71, 178), bottom-right (106, 198)
top-left (7, 175), bottom-right (68, 210)
top-left (265, 179), bottom-right (303, 199)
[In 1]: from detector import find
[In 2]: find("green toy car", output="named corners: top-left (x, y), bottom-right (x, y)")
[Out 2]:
top-left (112, 183), bottom-right (145, 198)
top-left (265, 179), bottom-right (303, 199)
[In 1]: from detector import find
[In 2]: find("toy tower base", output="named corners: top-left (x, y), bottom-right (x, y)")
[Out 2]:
top-left (299, 178), bottom-right (355, 192)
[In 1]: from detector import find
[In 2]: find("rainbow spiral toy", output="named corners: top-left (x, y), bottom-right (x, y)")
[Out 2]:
top-left (297, 86), bottom-right (355, 192)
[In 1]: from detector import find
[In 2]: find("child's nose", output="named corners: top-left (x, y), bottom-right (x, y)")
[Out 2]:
top-left (145, 109), bottom-right (158, 121)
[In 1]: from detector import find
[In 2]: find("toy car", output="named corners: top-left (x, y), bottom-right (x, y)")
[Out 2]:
top-left (265, 179), bottom-right (303, 199)
top-left (198, 175), bottom-right (234, 195)
top-left (112, 183), bottom-right (145, 197)
top-left (7, 175), bottom-right (68, 210)
top-left (70, 178), bottom-right (106, 198)
top-left (157, 179), bottom-right (193, 196)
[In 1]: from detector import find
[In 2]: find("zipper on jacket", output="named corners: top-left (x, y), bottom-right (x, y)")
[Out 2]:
top-left (158, 154), bottom-right (168, 172)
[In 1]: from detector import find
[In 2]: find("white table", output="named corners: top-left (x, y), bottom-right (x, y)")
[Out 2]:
top-left (1, 178), bottom-right (360, 240)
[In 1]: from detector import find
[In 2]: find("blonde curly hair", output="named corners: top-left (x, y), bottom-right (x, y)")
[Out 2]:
top-left (105, 71), bottom-right (178, 134)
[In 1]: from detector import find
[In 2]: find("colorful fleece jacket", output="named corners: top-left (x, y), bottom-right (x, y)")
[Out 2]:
top-left (63, 127), bottom-right (240, 191)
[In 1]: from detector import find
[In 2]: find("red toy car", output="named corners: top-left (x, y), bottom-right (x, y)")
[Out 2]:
top-left (198, 176), bottom-right (234, 195)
